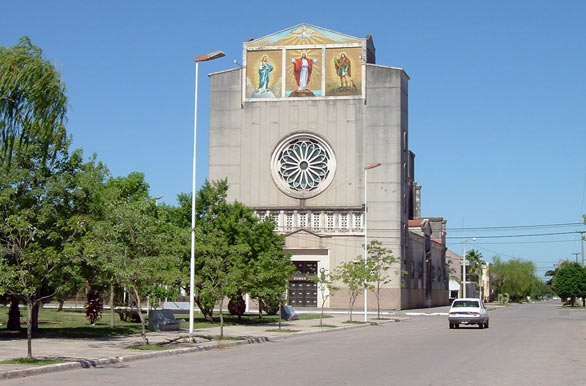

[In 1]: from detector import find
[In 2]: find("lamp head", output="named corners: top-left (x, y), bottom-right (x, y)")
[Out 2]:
top-left (194, 51), bottom-right (226, 62)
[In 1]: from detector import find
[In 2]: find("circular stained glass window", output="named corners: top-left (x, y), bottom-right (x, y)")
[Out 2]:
top-left (271, 133), bottom-right (336, 198)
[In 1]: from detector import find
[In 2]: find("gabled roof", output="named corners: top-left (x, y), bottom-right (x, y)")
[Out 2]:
top-left (246, 23), bottom-right (363, 47)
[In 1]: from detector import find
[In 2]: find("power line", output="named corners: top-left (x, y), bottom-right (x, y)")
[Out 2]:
top-left (446, 222), bottom-right (583, 231)
top-left (447, 231), bottom-right (581, 239)
top-left (447, 239), bottom-right (578, 245)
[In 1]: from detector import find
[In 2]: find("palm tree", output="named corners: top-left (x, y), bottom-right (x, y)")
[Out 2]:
top-left (466, 249), bottom-right (485, 298)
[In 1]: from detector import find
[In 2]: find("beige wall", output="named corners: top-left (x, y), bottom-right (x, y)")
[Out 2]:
top-left (209, 64), bottom-right (413, 310)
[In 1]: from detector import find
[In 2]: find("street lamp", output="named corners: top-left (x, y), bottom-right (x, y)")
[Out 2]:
top-left (190, 50), bottom-right (225, 340)
top-left (364, 162), bottom-right (382, 322)
top-left (462, 237), bottom-right (477, 298)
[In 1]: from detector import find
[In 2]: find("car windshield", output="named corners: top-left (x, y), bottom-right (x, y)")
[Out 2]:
top-left (452, 300), bottom-right (479, 308)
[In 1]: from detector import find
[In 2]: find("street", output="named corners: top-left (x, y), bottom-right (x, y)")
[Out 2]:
top-left (7, 302), bottom-right (586, 386)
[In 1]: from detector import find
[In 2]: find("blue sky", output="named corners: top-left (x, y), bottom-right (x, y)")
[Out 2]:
top-left (2, 1), bottom-right (585, 276)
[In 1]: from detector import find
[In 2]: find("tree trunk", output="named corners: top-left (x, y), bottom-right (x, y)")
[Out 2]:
top-left (109, 284), bottom-right (115, 328)
top-left (219, 297), bottom-right (224, 339)
top-left (583, 297), bottom-right (585, 307)
top-left (26, 300), bottom-right (33, 358)
top-left (31, 301), bottom-right (40, 334)
top-left (7, 297), bottom-right (21, 330)
top-left (348, 296), bottom-right (353, 322)
top-left (258, 298), bottom-right (263, 319)
top-left (376, 286), bottom-right (381, 319)
top-left (132, 287), bottom-right (148, 345)
top-left (194, 297), bottom-right (214, 322)
top-left (57, 298), bottom-right (64, 312)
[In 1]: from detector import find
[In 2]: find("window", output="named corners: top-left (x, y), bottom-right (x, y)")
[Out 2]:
top-left (271, 212), bottom-right (280, 231)
top-left (285, 212), bottom-right (294, 231)
top-left (298, 212), bottom-right (307, 228)
top-left (326, 213), bottom-right (335, 231)
top-left (257, 211), bottom-right (267, 222)
top-left (353, 212), bottom-right (363, 230)
top-left (452, 300), bottom-right (480, 308)
top-left (312, 213), bottom-right (321, 232)
top-left (339, 213), bottom-right (349, 231)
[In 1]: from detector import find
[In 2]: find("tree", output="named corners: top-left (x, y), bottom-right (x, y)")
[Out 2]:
top-left (246, 218), bottom-right (294, 319)
top-left (0, 139), bottom-right (107, 357)
top-left (335, 260), bottom-right (373, 322)
top-left (312, 269), bottom-right (338, 326)
top-left (366, 240), bottom-right (400, 319)
top-left (170, 179), bottom-right (294, 323)
top-left (490, 257), bottom-right (537, 302)
top-left (466, 249), bottom-right (485, 298)
top-left (552, 262), bottom-right (586, 306)
top-left (196, 228), bottom-right (247, 338)
top-left (0, 37), bottom-right (67, 169)
top-left (87, 196), bottom-right (181, 345)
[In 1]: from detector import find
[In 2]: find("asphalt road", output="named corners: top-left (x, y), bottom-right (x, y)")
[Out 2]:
top-left (7, 302), bottom-right (586, 386)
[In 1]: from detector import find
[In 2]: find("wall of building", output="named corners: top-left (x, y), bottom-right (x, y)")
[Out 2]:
top-left (208, 50), bottom-right (413, 310)
top-left (404, 232), bottom-right (449, 308)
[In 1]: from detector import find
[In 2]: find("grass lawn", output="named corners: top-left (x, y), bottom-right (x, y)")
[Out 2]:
top-left (0, 307), bottom-right (144, 339)
top-left (0, 307), bottom-right (332, 340)
top-left (126, 344), bottom-right (179, 351)
top-left (265, 328), bottom-right (300, 333)
top-left (342, 320), bottom-right (366, 324)
top-left (0, 358), bottom-right (65, 365)
top-left (311, 324), bottom-right (337, 328)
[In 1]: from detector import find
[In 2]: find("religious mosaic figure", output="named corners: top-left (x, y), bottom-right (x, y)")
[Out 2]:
top-left (258, 55), bottom-right (273, 92)
top-left (334, 53), bottom-right (356, 91)
top-left (291, 52), bottom-right (317, 92)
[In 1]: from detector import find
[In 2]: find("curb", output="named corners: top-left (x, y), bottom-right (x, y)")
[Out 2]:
top-left (0, 317), bottom-right (405, 381)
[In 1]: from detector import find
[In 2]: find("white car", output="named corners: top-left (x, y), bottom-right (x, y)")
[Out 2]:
top-left (448, 298), bottom-right (489, 329)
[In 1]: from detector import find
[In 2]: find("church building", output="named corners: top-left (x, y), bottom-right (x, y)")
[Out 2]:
top-left (208, 24), bottom-right (448, 310)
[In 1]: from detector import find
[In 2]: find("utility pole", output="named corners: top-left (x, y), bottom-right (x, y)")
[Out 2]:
top-left (580, 232), bottom-right (584, 267)
top-left (572, 252), bottom-right (580, 263)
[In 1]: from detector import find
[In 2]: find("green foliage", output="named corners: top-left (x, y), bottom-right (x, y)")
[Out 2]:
top-left (552, 262), bottom-right (586, 306)
top-left (0, 37), bottom-right (67, 168)
top-left (172, 179), bottom-right (294, 325)
top-left (1, 358), bottom-right (65, 365)
top-left (312, 269), bottom-right (339, 326)
top-left (335, 259), bottom-right (373, 322)
top-left (489, 257), bottom-right (538, 302)
top-left (465, 249), bottom-right (484, 283)
top-left (366, 240), bottom-right (400, 318)
top-left (85, 189), bottom-right (182, 344)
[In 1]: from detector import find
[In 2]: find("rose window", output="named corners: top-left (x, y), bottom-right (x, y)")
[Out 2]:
top-left (278, 139), bottom-right (330, 191)
top-left (271, 133), bottom-right (336, 198)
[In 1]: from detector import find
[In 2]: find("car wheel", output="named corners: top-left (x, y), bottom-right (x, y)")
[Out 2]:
top-left (479, 323), bottom-right (484, 329)
top-left (485, 320), bottom-right (489, 328)
top-left (454, 324), bottom-right (459, 329)
top-left (449, 323), bottom-right (453, 329)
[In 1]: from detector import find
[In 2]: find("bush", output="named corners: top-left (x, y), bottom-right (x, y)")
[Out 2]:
top-left (228, 296), bottom-right (246, 317)
top-left (85, 291), bottom-right (103, 325)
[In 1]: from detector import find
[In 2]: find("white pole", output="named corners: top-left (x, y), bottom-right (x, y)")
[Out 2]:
top-left (462, 240), bottom-right (467, 298)
top-left (189, 61), bottom-right (199, 339)
top-left (364, 167), bottom-right (368, 322)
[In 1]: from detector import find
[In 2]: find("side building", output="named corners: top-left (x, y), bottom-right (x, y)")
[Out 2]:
top-left (208, 24), bottom-right (448, 309)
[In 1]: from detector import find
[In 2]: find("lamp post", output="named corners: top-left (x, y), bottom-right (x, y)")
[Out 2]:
top-left (190, 50), bottom-right (225, 339)
top-left (461, 237), bottom-right (476, 298)
top-left (364, 162), bottom-right (381, 322)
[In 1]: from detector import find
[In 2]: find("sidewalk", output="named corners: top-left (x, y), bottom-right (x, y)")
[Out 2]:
top-left (0, 311), bottom-right (408, 381)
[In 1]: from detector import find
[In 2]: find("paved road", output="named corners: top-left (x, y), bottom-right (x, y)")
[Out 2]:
top-left (7, 302), bottom-right (586, 385)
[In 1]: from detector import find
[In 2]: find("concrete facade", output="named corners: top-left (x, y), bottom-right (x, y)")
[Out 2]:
top-left (208, 24), bottom-right (447, 310)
